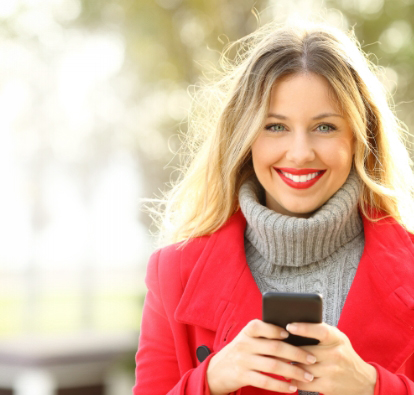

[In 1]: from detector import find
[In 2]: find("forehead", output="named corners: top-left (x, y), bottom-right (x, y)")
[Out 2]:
top-left (269, 73), bottom-right (341, 114)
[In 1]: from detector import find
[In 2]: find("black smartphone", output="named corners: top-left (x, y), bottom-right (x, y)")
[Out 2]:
top-left (262, 292), bottom-right (323, 346)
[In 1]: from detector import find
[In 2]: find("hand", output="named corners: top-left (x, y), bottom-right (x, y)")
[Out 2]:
top-left (206, 319), bottom-right (317, 395)
top-left (286, 322), bottom-right (377, 395)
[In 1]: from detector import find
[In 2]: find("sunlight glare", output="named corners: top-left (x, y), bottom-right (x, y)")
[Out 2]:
top-left (0, 0), bottom-right (19, 18)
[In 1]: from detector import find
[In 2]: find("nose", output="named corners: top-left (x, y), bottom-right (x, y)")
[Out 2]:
top-left (285, 132), bottom-right (316, 165)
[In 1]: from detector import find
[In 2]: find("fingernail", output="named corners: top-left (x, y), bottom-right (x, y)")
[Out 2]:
top-left (307, 355), bottom-right (317, 364)
top-left (286, 324), bottom-right (297, 332)
top-left (305, 372), bottom-right (314, 382)
top-left (289, 385), bottom-right (297, 392)
top-left (280, 331), bottom-right (289, 338)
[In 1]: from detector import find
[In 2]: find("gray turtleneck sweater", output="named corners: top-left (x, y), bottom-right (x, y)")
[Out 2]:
top-left (239, 168), bottom-right (365, 395)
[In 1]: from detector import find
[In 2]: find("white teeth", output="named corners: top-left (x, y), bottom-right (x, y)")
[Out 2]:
top-left (281, 171), bottom-right (322, 183)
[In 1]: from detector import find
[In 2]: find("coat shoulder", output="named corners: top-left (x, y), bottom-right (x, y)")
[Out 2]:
top-left (361, 205), bottom-right (414, 248)
top-left (148, 210), bottom-right (247, 288)
top-left (153, 235), bottom-right (212, 286)
top-left (143, 236), bottom-right (213, 319)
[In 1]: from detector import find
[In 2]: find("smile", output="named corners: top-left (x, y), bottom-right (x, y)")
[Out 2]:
top-left (275, 168), bottom-right (326, 189)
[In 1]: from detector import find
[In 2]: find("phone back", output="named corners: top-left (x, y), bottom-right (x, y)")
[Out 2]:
top-left (262, 292), bottom-right (323, 346)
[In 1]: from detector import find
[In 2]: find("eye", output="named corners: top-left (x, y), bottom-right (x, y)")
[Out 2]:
top-left (317, 124), bottom-right (336, 133)
top-left (265, 124), bottom-right (286, 132)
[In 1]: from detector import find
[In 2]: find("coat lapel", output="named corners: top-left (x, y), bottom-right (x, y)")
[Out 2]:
top-left (174, 210), bottom-right (262, 346)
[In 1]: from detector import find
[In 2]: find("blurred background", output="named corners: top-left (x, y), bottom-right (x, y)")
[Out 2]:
top-left (0, 0), bottom-right (413, 394)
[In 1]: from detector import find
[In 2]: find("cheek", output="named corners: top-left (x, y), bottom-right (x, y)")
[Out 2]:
top-left (251, 138), bottom-right (281, 168)
top-left (321, 140), bottom-right (354, 168)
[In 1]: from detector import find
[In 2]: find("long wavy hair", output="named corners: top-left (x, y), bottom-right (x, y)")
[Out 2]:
top-left (150, 19), bottom-right (414, 246)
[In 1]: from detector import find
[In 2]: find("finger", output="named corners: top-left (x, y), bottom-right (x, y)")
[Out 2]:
top-left (243, 370), bottom-right (298, 393)
top-left (294, 361), bottom-right (326, 382)
top-left (286, 322), bottom-right (342, 345)
top-left (243, 319), bottom-right (289, 340)
top-left (248, 355), bottom-right (315, 383)
top-left (251, 337), bottom-right (317, 365)
top-left (299, 344), bottom-right (332, 361)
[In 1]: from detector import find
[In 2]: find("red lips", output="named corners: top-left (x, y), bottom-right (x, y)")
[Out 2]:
top-left (275, 167), bottom-right (326, 175)
top-left (275, 168), bottom-right (326, 189)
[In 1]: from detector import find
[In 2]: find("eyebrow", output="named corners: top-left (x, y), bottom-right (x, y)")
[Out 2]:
top-left (267, 112), bottom-right (344, 120)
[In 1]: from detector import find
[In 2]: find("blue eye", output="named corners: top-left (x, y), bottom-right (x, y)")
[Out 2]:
top-left (264, 123), bottom-right (337, 133)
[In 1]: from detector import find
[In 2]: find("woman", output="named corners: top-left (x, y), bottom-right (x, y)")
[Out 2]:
top-left (133, 19), bottom-right (414, 395)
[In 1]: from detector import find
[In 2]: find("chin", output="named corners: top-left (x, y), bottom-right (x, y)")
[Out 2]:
top-left (284, 204), bottom-right (321, 218)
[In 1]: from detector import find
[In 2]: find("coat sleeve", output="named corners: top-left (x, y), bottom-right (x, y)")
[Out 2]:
top-left (370, 362), bottom-right (414, 394)
top-left (133, 249), bottom-right (215, 395)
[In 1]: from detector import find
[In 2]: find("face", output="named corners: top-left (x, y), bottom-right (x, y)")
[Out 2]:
top-left (251, 72), bottom-right (355, 218)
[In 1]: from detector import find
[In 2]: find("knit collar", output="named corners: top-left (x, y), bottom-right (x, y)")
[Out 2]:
top-left (239, 168), bottom-right (363, 267)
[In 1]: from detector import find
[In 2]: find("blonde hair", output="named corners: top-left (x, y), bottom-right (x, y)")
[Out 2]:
top-left (151, 19), bottom-right (414, 246)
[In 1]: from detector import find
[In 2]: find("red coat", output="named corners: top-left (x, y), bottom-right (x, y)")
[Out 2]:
top-left (134, 208), bottom-right (414, 395)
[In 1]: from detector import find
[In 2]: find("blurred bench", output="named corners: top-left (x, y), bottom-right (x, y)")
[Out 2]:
top-left (0, 332), bottom-right (138, 395)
